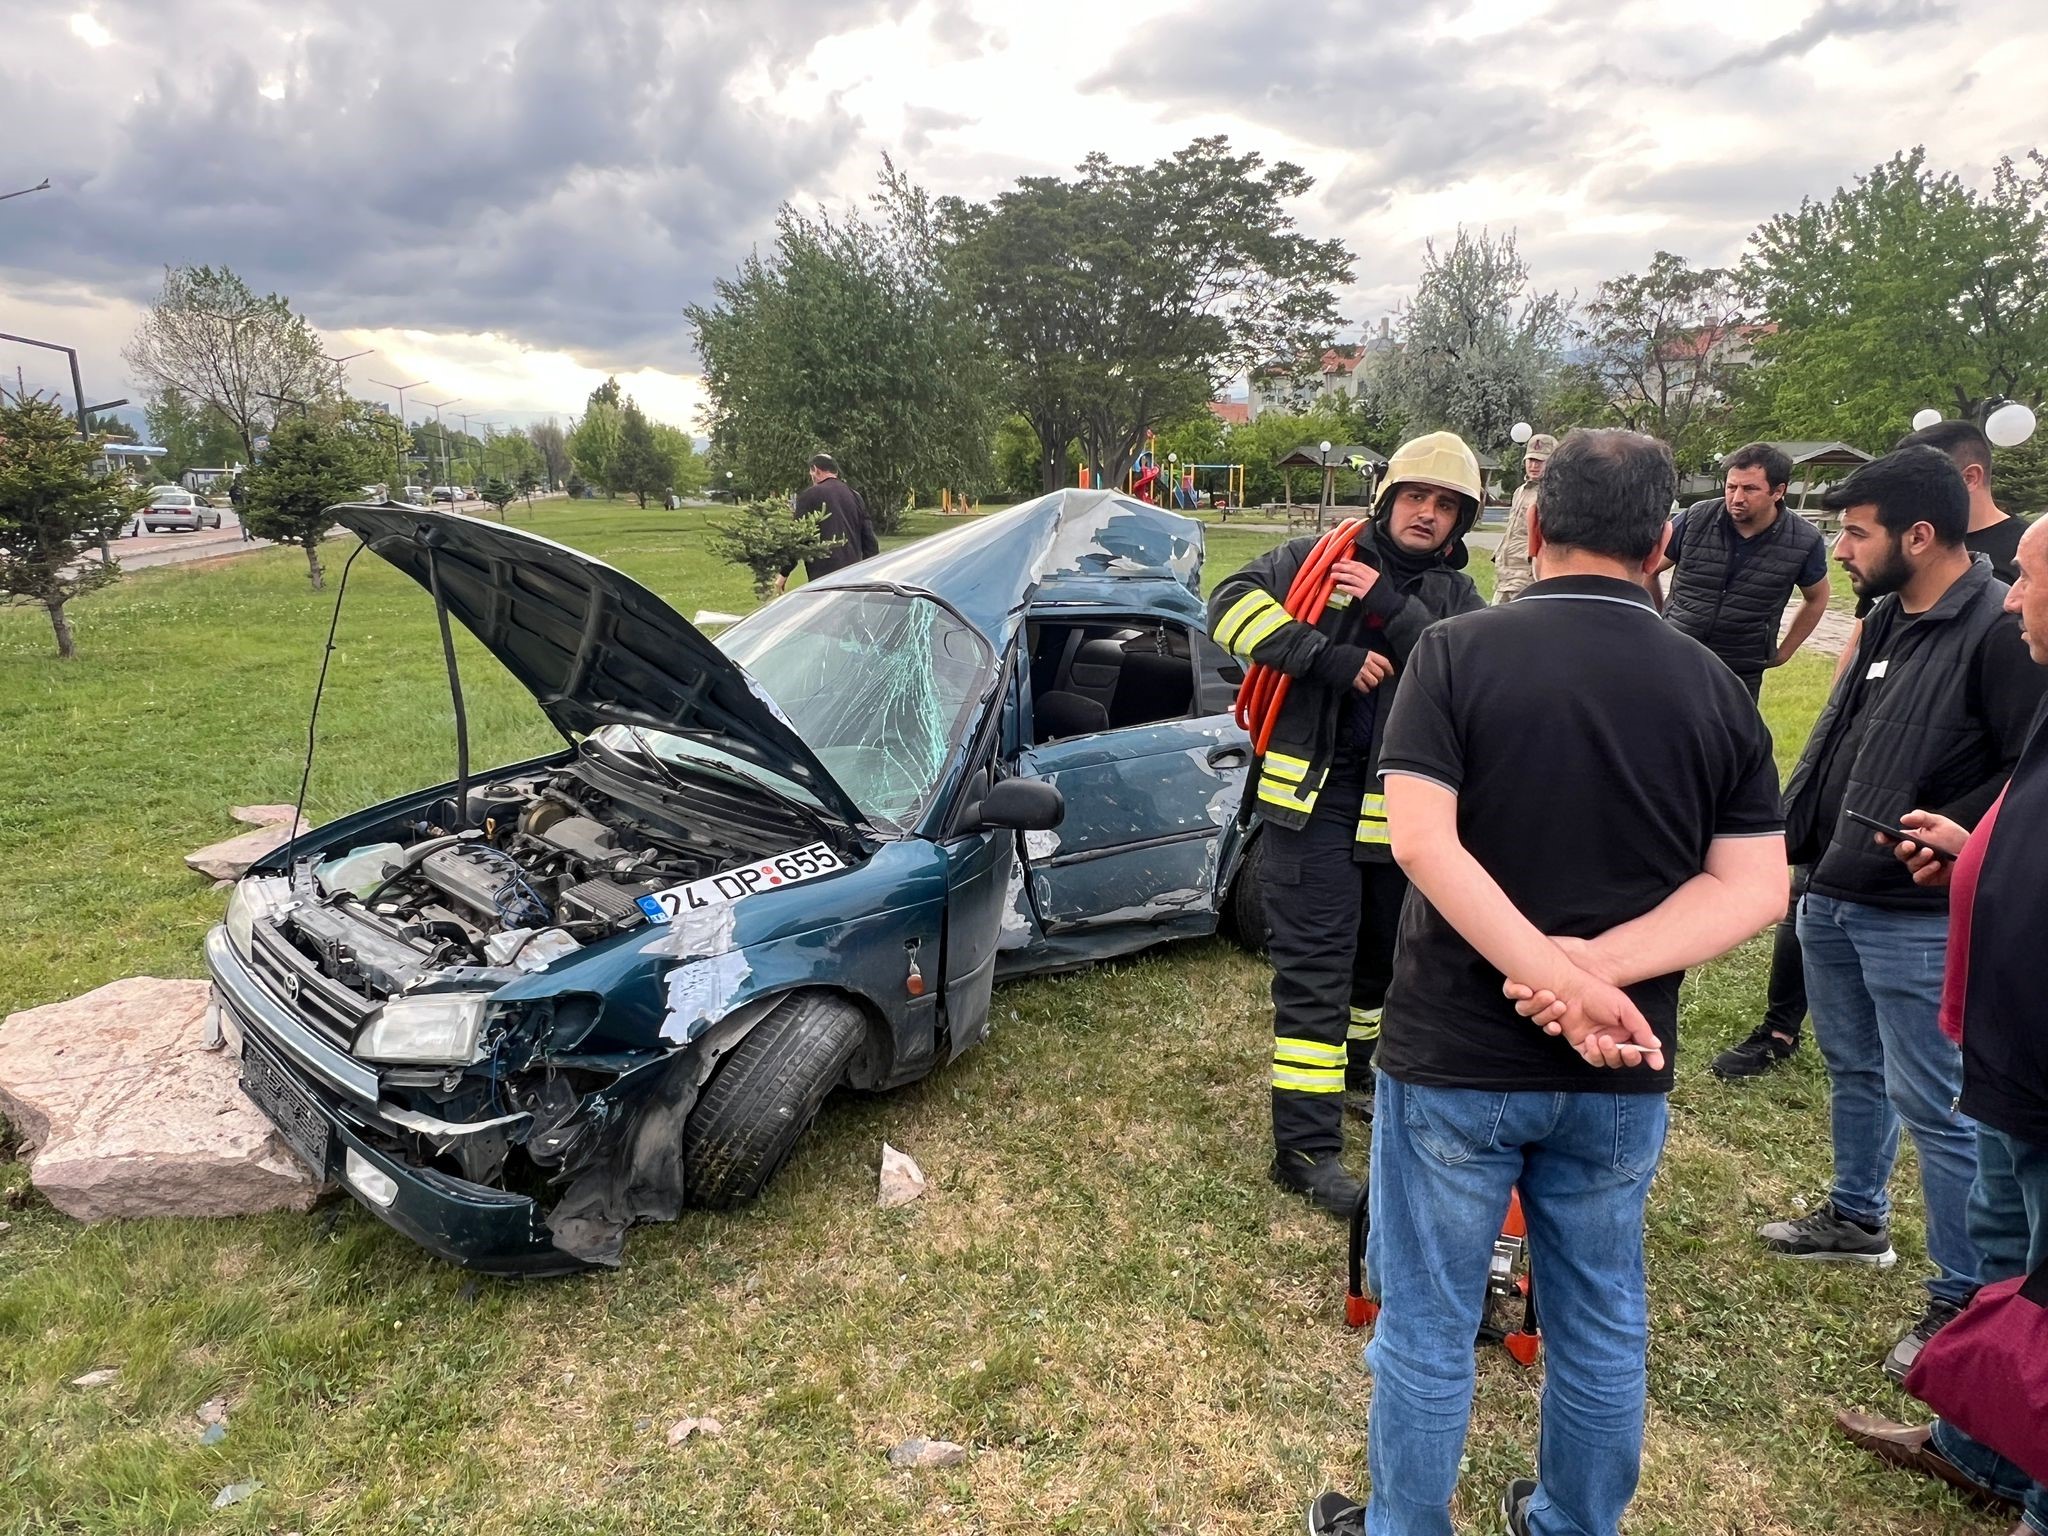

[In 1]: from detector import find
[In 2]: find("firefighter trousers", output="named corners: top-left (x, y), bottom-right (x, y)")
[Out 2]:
top-left (1261, 757), bottom-right (1409, 1158)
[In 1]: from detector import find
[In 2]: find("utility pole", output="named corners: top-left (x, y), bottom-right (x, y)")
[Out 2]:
top-left (369, 377), bottom-right (428, 489)
top-left (425, 397), bottom-right (462, 499)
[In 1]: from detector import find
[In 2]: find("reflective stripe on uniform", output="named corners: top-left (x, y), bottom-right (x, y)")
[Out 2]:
top-left (1271, 1065), bottom-right (1346, 1093)
top-left (1259, 775), bottom-right (1321, 814)
top-left (1274, 1035), bottom-right (1346, 1067)
top-left (1232, 604), bottom-right (1291, 656)
top-left (1347, 1006), bottom-right (1382, 1042)
top-left (1356, 791), bottom-right (1391, 845)
top-left (1214, 590), bottom-right (1286, 656)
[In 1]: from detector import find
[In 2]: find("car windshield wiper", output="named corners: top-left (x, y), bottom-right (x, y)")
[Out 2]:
top-left (581, 733), bottom-right (866, 843)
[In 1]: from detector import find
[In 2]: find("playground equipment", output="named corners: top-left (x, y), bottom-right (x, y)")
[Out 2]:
top-left (1123, 436), bottom-right (1246, 511)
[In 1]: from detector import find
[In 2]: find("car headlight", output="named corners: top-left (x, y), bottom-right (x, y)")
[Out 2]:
top-left (356, 993), bottom-right (493, 1066)
top-left (224, 876), bottom-right (293, 961)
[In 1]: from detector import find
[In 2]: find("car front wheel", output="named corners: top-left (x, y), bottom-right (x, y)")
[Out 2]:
top-left (682, 989), bottom-right (867, 1209)
top-left (1221, 831), bottom-right (1269, 953)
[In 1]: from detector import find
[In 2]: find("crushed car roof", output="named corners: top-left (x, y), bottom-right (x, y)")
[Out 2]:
top-left (804, 488), bottom-right (1206, 642)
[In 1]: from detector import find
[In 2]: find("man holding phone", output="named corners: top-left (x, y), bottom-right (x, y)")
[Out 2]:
top-left (1759, 447), bottom-right (2047, 1382)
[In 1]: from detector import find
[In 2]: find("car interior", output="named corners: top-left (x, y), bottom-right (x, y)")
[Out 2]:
top-left (1025, 618), bottom-right (1244, 744)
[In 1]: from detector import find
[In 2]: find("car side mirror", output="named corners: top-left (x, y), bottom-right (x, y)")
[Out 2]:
top-left (974, 777), bottom-right (1064, 832)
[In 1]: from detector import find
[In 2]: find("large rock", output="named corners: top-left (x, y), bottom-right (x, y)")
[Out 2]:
top-left (0, 977), bottom-right (323, 1222)
top-left (185, 806), bottom-right (306, 881)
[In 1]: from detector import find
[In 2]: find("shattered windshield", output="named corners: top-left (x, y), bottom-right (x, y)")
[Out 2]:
top-left (714, 588), bottom-right (994, 825)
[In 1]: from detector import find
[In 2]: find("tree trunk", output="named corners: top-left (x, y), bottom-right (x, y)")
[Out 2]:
top-left (303, 537), bottom-right (326, 592)
top-left (46, 596), bottom-right (76, 660)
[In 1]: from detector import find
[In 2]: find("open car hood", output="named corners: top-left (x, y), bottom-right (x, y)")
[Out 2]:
top-left (331, 504), bottom-right (870, 832)
top-left (802, 488), bottom-right (1205, 646)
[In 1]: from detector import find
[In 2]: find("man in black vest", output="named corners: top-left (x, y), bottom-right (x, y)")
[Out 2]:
top-left (1758, 446), bottom-right (2047, 1383)
top-left (1659, 442), bottom-right (1830, 700)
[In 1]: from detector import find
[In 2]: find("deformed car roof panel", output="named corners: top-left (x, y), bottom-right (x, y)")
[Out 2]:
top-left (804, 489), bottom-right (1206, 641)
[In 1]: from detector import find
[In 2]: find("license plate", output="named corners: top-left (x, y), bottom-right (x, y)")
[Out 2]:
top-left (638, 841), bottom-right (845, 924)
top-left (240, 1039), bottom-right (332, 1176)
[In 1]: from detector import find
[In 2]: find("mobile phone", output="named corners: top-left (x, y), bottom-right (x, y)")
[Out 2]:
top-left (1844, 809), bottom-right (1957, 861)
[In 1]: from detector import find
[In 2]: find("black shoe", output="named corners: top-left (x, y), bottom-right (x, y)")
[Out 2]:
top-left (1272, 1150), bottom-right (1365, 1220)
top-left (1884, 1296), bottom-right (1966, 1383)
top-left (1305, 1490), bottom-right (1366, 1536)
top-left (1343, 1080), bottom-right (1376, 1122)
top-left (1712, 1022), bottom-right (1799, 1079)
top-left (1499, 1477), bottom-right (1537, 1536)
top-left (1758, 1201), bottom-right (1897, 1265)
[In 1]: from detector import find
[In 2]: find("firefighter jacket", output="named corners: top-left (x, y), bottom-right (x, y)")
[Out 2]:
top-left (1209, 522), bottom-right (1484, 858)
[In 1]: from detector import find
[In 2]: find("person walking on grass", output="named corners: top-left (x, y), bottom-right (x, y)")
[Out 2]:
top-left (1757, 446), bottom-right (2047, 1383)
top-left (775, 453), bottom-right (878, 592)
top-left (1306, 428), bottom-right (1787, 1536)
top-left (1834, 514), bottom-right (2048, 1536)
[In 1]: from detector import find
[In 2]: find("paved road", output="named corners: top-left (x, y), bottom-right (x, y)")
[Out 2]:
top-left (109, 497), bottom-right (511, 571)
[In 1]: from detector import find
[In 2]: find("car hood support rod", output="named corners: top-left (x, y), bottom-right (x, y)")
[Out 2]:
top-left (290, 539), bottom-right (370, 852)
top-left (425, 537), bottom-right (471, 830)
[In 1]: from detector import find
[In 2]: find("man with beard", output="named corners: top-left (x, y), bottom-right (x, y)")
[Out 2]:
top-left (1209, 432), bottom-right (1486, 1216)
top-left (1759, 446), bottom-right (2048, 1382)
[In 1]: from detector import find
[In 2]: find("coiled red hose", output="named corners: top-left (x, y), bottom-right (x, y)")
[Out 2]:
top-left (1232, 518), bottom-right (1368, 756)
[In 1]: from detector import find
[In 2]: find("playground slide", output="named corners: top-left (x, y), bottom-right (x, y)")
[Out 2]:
top-left (1130, 464), bottom-right (1159, 500)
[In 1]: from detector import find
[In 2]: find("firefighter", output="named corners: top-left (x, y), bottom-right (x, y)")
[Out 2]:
top-left (1209, 433), bottom-right (1486, 1216)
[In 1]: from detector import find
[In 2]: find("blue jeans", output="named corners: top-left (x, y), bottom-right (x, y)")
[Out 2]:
top-left (1797, 893), bottom-right (1982, 1304)
top-left (1363, 1073), bottom-right (1669, 1536)
top-left (1931, 1126), bottom-right (2048, 1535)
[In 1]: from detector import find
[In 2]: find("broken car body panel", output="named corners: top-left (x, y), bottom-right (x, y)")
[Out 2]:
top-left (209, 491), bottom-right (1257, 1273)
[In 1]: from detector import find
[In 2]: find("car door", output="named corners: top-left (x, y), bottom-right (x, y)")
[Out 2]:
top-left (1016, 615), bottom-right (1250, 936)
top-left (934, 662), bottom-right (1025, 1059)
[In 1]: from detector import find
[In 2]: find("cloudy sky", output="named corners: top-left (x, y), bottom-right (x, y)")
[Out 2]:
top-left (1, 0), bottom-right (2039, 434)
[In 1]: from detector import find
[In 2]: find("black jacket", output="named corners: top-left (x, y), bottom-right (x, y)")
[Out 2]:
top-left (1664, 498), bottom-right (1826, 679)
top-left (1208, 517), bottom-right (1483, 855)
top-left (1786, 557), bottom-right (2046, 909)
top-left (789, 478), bottom-right (879, 578)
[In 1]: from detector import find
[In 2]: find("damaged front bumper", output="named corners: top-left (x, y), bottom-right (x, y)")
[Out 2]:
top-left (205, 925), bottom-right (595, 1276)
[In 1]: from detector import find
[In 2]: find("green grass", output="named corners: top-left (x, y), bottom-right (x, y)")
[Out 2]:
top-left (0, 504), bottom-right (1984, 1534)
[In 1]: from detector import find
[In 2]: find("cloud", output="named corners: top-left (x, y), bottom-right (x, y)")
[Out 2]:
top-left (0, 0), bottom-right (915, 377)
top-left (1697, 0), bottom-right (1955, 80)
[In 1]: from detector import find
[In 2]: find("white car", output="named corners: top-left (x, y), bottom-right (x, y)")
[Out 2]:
top-left (128, 488), bottom-right (223, 535)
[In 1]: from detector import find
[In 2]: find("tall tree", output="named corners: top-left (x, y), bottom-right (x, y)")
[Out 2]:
top-left (123, 265), bottom-right (332, 460)
top-left (950, 137), bottom-right (1354, 491)
top-left (1379, 227), bottom-right (1569, 455)
top-left (568, 400), bottom-right (623, 495)
top-left (612, 401), bottom-right (670, 508)
top-left (144, 386), bottom-right (246, 477)
top-left (1579, 252), bottom-right (1747, 470)
top-left (0, 395), bottom-right (139, 659)
top-left (689, 158), bottom-right (998, 532)
top-left (525, 419), bottom-right (570, 488)
top-left (650, 422), bottom-right (707, 496)
top-left (1744, 147), bottom-right (2048, 444)
top-left (243, 405), bottom-right (379, 590)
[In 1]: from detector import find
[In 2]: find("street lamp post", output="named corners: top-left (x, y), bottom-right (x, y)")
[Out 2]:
top-left (369, 377), bottom-right (428, 490)
top-left (0, 178), bottom-right (52, 203)
top-left (425, 398), bottom-right (462, 498)
top-left (1318, 438), bottom-right (1334, 531)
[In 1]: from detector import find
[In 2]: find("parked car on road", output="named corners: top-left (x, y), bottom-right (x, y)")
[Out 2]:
top-left (401, 486), bottom-right (430, 506)
top-left (127, 488), bottom-right (223, 534)
top-left (209, 490), bottom-right (1262, 1273)
top-left (430, 485), bottom-right (459, 502)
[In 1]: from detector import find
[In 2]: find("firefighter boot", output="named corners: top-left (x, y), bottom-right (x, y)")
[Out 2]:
top-left (1270, 1148), bottom-right (1364, 1219)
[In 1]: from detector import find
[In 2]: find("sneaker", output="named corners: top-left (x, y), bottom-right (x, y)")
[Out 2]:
top-left (1272, 1150), bottom-right (1365, 1221)
top-left (1499, 1477), bottom-right (1537, 1536)
top-left (1712, 1022), bottom-right (1799, 1079)
top-left (1305, 1490), bottom-right (1366, 1535)
top-left (1759, 1201), bottom-right (1897, 1265)
top-left (1884, 1296), bottom-right (1965, 1383)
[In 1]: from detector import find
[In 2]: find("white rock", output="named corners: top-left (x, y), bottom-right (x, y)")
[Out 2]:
top-left (70, 1368), bottom-right (120, 1388)
top-left (228, 804), bottom-right (301, 829)
top-left (666, 1416), bottom-right (724, 1444)
top-left (184, 812), bottom-right (305, 882)
top-left (878, 1143), bottom-right (927, 1209)
top-left (0, 977), bottom-right (324, 1222)
top-left (887, 1437), bottom-right (967, 1469)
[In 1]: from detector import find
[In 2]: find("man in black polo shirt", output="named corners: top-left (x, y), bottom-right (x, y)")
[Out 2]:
top-left (1658, 441), bottom-right (1831, 700)
top-left (1304, 430), bottom-right (1787, 1536)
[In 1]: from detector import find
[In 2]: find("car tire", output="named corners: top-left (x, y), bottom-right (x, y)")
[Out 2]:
top-left (1221, 831), bottom-right (1269, 953)
top-left (682, 989), bottom-right (867, 1209)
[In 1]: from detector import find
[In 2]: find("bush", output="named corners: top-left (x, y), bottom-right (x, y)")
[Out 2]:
top-left (706, 501), bottom-right (835, 602)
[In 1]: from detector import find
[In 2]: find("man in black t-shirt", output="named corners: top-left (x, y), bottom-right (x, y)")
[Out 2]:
top-left (1304, 431), bottom-right (1787, 1536)
top-left (778, 453), bottom-right (879, 590)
